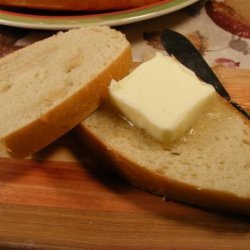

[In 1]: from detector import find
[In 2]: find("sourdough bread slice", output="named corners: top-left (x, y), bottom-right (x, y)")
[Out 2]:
top-left (78, 95), bottom-right (250, 214)
top-left (0, 26), bottom-right (132, 157)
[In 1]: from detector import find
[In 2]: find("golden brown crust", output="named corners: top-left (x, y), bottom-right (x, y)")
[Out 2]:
top-left (206, 0), bottom-right (250, 38)
top-left (3, 46), bottom-right (132, 158)
top-left (0, 0), bottom-right (164, 11)
top-left (78, 104), bottom-right (250, 215)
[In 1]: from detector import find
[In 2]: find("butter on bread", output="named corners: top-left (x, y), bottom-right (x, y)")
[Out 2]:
top-left (109, 53), bottom-right (216, 144)
top-left (78, 55), bottom-right (250, 215)
top-left (0, 26), bottom-right (132, 157)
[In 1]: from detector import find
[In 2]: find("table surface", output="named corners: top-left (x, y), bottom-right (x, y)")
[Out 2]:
top-left (0, 1), bottom-right (250, 249)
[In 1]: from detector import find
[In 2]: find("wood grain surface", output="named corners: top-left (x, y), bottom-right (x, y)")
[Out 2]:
top-left (213, 66), bottom-right (250, 113)
top-left (0, 26), bottom-right (249, 249)
top-left (0, 66), bottom-right (249, 249)
top-left (0, 146), bottom-right (250, 249)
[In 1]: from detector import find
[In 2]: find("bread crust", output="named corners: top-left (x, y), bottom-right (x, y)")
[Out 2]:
top-left (206, 1), bottom-right (250, 38)
top-left (0, 0), bottom-right (164, 11)
top-left (2, 46), bottom-right (132, 158)
top-left (79, 124), bottom-right (250, 215)
top-left (78, 98), bottom-right (250, 215)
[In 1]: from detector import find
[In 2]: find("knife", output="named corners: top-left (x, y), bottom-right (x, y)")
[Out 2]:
top-left (161, 29), bottom-right (250, 120)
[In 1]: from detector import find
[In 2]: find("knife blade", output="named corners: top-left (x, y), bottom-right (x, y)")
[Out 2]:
top-left (161, 29), bottom-right (250, 119)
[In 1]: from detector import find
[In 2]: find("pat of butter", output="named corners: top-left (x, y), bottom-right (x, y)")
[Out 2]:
top-left (109, 53), bottom-right (216, 143)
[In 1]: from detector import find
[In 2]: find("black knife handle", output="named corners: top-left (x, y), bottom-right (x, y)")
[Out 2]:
top-left (161, 29), bottom-right (230, 99)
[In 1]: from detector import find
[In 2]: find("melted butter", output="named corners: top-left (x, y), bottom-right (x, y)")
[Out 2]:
top-left (112, 95), bottom-right (225, 154)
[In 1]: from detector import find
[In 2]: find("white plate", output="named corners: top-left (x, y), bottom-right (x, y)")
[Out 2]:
top-left (0, 0), bottom-right (199, 30)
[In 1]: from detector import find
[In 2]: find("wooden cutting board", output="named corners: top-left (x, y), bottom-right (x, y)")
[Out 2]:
top-left (0, 67), bottom-right (250, 249)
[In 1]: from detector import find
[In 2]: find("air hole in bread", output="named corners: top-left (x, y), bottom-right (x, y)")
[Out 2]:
top-left (243, 128), bottom-right (249, 135)
top-left (243, 139), bottom-right (250, 145)
top-left (156, 168), bottom-right (166, 175)
top-left (215, 136), bottom-right (220, 141)
top-left (44, 98), bottom-right (53, 108)
top-left (163, 146), bottom-right (171, 151)
top-left (205, 163), bottom-right (211, 169)
top-left (171, 151), bottom-right (181, 156)
top-left (0, 80), bottom-right (12, 93)
top-left (64, 52), bottom-right (84, 74)
top-left (191, 173), bottom-right (198, 178)
top-left (244, 163), bottom-right (250, 170)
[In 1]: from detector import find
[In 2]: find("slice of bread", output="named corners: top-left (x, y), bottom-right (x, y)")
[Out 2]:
top-left (224, 0), bottom-right (250, 23)
top-left (78, 95), bottom-right (250, 214)
top-left (0, 26), bottom-right (132, 157)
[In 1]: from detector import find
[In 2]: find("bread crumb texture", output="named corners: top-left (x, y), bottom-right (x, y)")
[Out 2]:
top-left (83, 96), bottom-right (250, 198)
top-left (0, 26), bottom-right (129, 138)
